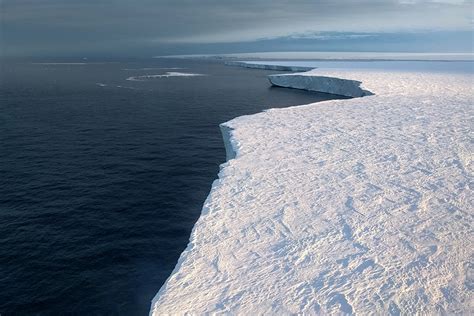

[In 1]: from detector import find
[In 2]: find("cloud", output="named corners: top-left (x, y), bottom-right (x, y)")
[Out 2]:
top-left (1, 0), bottom-right (472, 55)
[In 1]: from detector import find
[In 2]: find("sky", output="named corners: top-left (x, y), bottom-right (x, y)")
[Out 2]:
top-left (1, 0), bottom-right (473, 57)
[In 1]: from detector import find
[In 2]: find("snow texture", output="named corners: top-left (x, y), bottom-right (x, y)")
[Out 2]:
top-left (151, 67), bottom-right (474, 315)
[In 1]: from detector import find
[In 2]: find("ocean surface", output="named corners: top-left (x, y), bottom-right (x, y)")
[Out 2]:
top-left (0, 58), bottom-right (344, 315)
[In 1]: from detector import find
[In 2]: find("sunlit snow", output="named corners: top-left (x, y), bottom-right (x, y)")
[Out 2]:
top-left (151, 65), bottom-right (473, 315)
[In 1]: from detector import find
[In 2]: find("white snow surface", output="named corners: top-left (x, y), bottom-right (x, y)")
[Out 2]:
top-left (151, 67), bottom-right (474, 315)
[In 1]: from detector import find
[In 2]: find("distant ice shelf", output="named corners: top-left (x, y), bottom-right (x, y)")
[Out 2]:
top-left (126, 72), bottom-right (205, 81)
top-left (150, 64), bottom-right (474, 315)
top-left (225, 61), bottom-right (314, 72)
top-left (155, 51), bottom-right (474, 61)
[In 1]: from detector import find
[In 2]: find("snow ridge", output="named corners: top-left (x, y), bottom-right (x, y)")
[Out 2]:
top-left (150, 67), bottom-right (474, 315)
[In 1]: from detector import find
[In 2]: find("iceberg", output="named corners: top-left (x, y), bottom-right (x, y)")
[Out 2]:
top-left (150, 65), bottom-right (474, 315)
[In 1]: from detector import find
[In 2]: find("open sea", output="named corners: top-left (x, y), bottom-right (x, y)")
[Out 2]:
top-left (0, 58), bottom-right (343, 315)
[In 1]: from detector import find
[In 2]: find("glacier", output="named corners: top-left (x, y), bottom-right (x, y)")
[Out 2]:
top-left (150, 64), bottom-right (474, 315)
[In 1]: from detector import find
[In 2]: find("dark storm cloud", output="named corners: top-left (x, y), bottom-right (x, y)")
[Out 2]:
top-left (1, 0), bottom-right (472, 56)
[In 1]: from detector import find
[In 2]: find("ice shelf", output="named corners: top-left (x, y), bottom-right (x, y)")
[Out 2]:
top-left (151, 66), bottom-right (474, 315)
top-left (225, 61), bottom-right (314, 72)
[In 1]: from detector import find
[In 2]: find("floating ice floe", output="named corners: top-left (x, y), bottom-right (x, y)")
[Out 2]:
top-left (151, 65), bottom-right (473, 315)
top-left (32, 62), bottom-right (88, 65)
top-left (126, 72), bottom-right (205, 81)
top-left (96, 83), bottom-right (141, 90)
top-left (122, 67), bottom-right (184, 71)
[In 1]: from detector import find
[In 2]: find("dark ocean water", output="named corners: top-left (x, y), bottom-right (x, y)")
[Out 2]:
top-left (0, 58), bottom-right (344, 315)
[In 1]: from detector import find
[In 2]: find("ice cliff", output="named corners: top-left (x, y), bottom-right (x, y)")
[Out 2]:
top-left (150, 66), bottom-right (474, 315)
top-left (269, 73), bottom-right (373, 97)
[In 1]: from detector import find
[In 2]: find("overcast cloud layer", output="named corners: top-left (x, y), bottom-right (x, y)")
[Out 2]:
top-left (1, 0), bottom-right (473, 56)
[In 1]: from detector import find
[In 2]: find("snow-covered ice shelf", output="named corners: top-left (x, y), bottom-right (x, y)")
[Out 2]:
top-left (155, 52), bottom-right (474, 61)
top-left (225, 61), bottom-right (314, 72)
top-left (150, 66), bottom-right (474, 315)
top-left (126, 72), bottom-right (205, 81)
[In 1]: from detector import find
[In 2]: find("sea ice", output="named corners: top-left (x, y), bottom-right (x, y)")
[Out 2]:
top-left (122, 67), bottom-right (184, 71)
top-left (31, 62), bottom-right (89, 65)
top-left (150, 65), bottom-right (473, 315)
